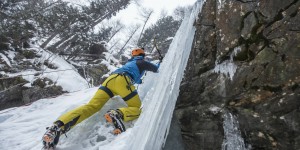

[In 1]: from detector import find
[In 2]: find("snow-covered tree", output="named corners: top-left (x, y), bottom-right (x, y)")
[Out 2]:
top-left (138, 15), bottom-right (181, 55)
top-left (45, 0), bottom-right (131, 55)
top-left (0, 0), bottom-right (131, 56)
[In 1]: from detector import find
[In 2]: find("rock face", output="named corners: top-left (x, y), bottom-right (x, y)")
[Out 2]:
top-left (77, 63), bottom-right (109, 86)
top-left (0, 75), bottom-right (65, 110)
top-left (163, 114), bottom-right (185, 150)
top-left (176, 0), bottom-right (300, 150)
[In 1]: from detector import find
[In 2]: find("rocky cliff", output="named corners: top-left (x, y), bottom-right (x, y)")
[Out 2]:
top-left (176, 0), bottom-right (300, 149)
top-left (0, 43), bottom-right (66, 110)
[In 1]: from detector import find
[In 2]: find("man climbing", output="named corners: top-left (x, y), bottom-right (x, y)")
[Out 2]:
top-left (42, 48), bottom-right (162, 149)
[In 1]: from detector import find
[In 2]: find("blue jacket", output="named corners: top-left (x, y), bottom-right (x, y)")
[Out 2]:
top-left (113, 56), bottom-right (159, 84)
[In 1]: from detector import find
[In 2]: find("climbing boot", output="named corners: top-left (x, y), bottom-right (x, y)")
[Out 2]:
top-left (104, 109), bottom-right (126, 134)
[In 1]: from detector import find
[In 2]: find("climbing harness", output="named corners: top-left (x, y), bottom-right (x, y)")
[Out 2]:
top-left (100, 73), bottom-right (134, 98)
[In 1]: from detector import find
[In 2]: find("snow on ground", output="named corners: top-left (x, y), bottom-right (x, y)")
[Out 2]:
top-left (35, 48), bottom-right (90, 92)
top-left (0, 1), bottom-right (204, 150)
top-left (5, 47), bottom-right (89, 92)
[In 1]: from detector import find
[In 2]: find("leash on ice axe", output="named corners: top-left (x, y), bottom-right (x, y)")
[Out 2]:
top-left (137, 37), bottom-right (164, 90)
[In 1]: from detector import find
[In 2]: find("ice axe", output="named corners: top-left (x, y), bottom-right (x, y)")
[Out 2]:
top-left (152, 36), bottom-right (164, 62)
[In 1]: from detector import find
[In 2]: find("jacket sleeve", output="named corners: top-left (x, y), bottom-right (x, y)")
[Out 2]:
top-left (136, 60), bottom-right (159, 73)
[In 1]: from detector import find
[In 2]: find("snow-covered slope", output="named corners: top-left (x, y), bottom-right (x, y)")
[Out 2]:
top-left (3, 47), bottom-right (89, 92)
top-left (0, 1), bottom-right (203, 150)
top-left (34, 48), bottom-right (90, 92)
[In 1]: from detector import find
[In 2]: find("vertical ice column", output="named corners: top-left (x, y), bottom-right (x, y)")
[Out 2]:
top-left (222, 111), bottom-right (249, 150)
top-left (127, 1), bottom-right (206, 150)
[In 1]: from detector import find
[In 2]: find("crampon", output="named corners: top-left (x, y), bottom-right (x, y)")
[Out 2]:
top-left (104, 109), bottom-right (126, 134)
top-left (42, 124), bottom-right (62, 150)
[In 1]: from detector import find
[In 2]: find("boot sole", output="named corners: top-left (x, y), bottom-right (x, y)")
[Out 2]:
top-left (104, 113), bottom-right (124, 134)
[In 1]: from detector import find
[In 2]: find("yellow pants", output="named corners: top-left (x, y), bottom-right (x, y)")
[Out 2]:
top-left (57, 74), bottom-right (141, 131)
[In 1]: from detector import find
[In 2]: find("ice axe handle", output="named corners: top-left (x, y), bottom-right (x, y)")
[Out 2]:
top-left (153, 36), bottom-right (163, 62)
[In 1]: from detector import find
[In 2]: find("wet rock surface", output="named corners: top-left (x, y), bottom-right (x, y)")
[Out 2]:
top-left (176, 0), bottom-right (300, 149)
top-left (77, 63), bottom-right (109, 86)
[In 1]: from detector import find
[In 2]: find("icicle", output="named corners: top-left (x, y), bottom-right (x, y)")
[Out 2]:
top-left (213, 46), bottom-right (241, 80)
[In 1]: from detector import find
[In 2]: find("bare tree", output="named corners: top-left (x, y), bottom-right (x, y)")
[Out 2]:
top-left (109, 40), bottom-right (120, 51)
top-left (43, 0), bottom-right (131, 54)
top-left (132, 0), bottom-right (142, 6)
top-left (52, 11), bottom-right (118, 53)
top-left (159, 9), bottom-right (168, 19)
top-left (137, 8), bottom-right (153, 45)
top-left (40, 17), bottom-right (77, 48)
top-left (107, 20), bottom-right (125, 43)
top-left (173, 6), bottom-right (187, 21)
top-left (118, 25), bottom-right (140, 56)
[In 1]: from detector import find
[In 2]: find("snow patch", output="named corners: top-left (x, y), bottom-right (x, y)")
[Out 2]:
top-left (0, 53), bottom-right (12, 67)
top-left (209, 106), bottom-right (222, 114)
top-left (4, 50), bottom-right (16, 60)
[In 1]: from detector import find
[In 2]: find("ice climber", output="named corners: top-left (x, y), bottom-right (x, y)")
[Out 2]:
top-left (42, 48), bottom-right (163, 149)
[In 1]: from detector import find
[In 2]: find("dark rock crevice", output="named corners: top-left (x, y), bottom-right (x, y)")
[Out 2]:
top-left (236, 0), bottom-right (258, 3)
top-left (265, 0), bottom-right (299, 28)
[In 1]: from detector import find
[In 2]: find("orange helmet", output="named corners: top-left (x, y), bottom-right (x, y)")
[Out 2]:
top-left (131, 48), bottom-right (145, 57)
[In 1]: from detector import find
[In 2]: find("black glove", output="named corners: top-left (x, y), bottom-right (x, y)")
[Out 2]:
top-left (159, 56), bottom-right (164, 63)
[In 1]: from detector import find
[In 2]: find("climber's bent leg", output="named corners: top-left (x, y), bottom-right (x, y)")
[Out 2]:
top-left (118, 94), bottom-right (141, 122)
top-left (57, 89), bottom-right (111, 131)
